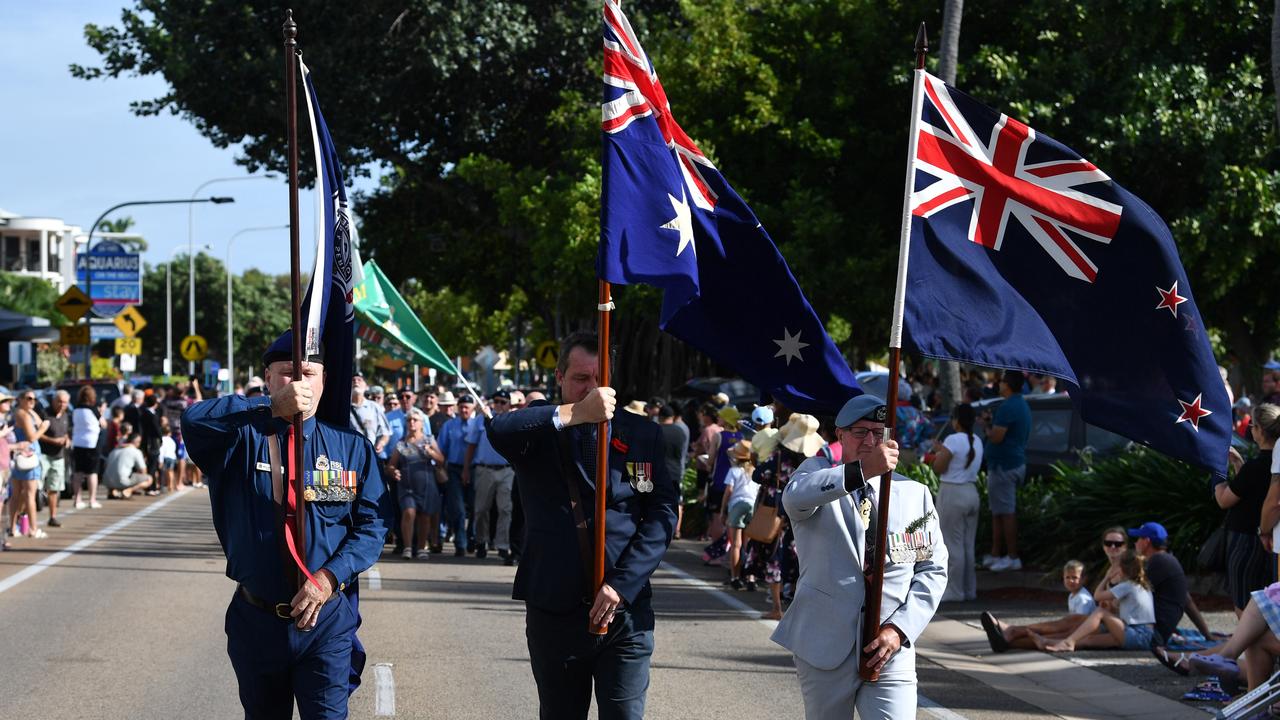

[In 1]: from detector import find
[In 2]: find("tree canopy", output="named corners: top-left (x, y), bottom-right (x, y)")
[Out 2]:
top-left (75, 1), bottom-right (1280, 394)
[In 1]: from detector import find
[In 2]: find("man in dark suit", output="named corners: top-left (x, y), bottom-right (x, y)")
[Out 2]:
top-left (487, 331), bottom-right (677, 720)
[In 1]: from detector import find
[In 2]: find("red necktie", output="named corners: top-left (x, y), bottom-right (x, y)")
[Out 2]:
top-left (283, 426), bottom-right (318, 588)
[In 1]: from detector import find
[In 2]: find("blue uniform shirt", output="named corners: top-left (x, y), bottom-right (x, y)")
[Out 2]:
top-left (183, 394), bottom-right (387, 603)
top-left (382, 409), bottom-right (405, 461)
top-left (465, 414), bottom-right (508, 466)
top-left (437, 415), bottom-right (472, 466)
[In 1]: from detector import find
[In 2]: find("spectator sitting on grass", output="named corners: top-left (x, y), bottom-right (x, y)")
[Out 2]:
top-left (1039, 549), bottom-right (1155, 652)
top-left (980, 559), bottom-right (1097, 653)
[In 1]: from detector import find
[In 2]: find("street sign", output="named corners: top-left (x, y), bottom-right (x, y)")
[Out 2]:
top-left (180, 334), bottom-right (208, 362)
top-left (76, 240), bottom-right (142, 318)
top-left (534, 340), bottom-right (559, 370)
top-left (90, 324), bottom-right (123, 340)
top-left (115, 337), bottom-right (142, 355)
top-left (8, 342), bottom-right (32, 366)
top-left (90, 357), bottom-right (114, 377)
top-left (475, 345), bottom-right (500, 370)
top-left (54, 286), bottom-right (94, 322)
top-left (113, 306), bottom-right (147, 337)
top-left (60, 325), bottom-right (90, 346)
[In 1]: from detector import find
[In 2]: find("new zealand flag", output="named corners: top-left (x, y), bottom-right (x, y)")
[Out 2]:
top-left (902, 71), bottom-right (1230, 476)
top-left (597, 0), bottom-right (859, 414)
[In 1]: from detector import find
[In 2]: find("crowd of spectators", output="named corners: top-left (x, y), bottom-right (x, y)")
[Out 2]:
top-left (0, 379), bottom-right (209, 548)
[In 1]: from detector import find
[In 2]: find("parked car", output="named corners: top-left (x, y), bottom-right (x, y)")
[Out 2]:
top-left (670, 377), bottom-right (760, 412)
top-left (55, 379), bottom-right (121, 408)
top-left (931, 392), bottom-right (1131, 479)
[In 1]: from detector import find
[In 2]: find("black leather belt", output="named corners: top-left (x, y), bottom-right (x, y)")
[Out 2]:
top-left (475, 463), bottom-right (509, 469)
top-left (238, 585), bottom-right (335, 620)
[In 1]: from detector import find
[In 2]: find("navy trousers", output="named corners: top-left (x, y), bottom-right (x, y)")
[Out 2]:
top-left (525, 600), bottom-right (655, 720)
top-left (443, 464), bottom-right (468, 551)
top-left (225, 590), bottom-right (357, 720)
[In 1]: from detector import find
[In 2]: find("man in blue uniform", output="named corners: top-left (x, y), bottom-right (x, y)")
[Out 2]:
top-left (183, 332), bottom-right (386, 720)
top-left (487, 331), bottom-right (677, 720)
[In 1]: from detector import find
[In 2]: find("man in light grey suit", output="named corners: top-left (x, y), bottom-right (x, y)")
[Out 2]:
top-left (772, 395), bottom-right (947, 719)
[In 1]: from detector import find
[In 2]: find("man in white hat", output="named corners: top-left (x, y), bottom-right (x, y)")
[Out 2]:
top-left (773, 395), bottom-right (947, 720)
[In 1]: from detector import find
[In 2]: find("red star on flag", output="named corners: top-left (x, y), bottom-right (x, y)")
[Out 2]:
top-left (1175, 393), bottom-right (1212, 431)
top-left (1155, 281), bottom-right (1188, 318)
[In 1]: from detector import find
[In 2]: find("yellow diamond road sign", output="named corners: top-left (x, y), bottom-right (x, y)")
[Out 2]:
top-left (115, 337), bottom-right (142, 356)
top-left (55, 285), bottom-right (93, 322)
top-left (114, 305), bottom-right (146, 337)
top-left (534, 340), bottom-right (559, 370)
top-left (180, 334), bottom-right (208, 362)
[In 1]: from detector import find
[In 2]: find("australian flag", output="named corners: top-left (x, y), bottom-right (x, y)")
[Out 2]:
top-left (597, 0), bottom-right (859, 415)
top-left (299, 59), bottom-right (361, 428)
top-left (901, 71), bottom-right (1230, 476)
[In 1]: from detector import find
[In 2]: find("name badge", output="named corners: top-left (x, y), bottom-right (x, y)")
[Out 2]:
top-left (256, 462), bottom-right (272, 472)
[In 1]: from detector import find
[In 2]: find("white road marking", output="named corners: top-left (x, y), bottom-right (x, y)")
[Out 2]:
top-left (0, 491), bottom-right (185, 596)
top-left (373, 662), bottom-right (396, 716)
top-left (659, 561), bottom-right (970, 720)
top-left (366, 565), bottom-right (382, 590)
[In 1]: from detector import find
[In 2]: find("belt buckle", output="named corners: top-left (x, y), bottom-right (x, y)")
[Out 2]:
top-left (274, 603), bottom-right (293, 620)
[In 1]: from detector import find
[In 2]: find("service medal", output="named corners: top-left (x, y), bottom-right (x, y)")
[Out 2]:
top-left (859, 497), bottom-right (873, 527)
top-left (315, 455), bottom-right (330, 471)
top-left (304, 488), bottom-right (317, 502)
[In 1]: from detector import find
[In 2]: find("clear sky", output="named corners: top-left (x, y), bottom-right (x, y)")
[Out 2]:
top-left (0, 2), bottom-right (379, 276)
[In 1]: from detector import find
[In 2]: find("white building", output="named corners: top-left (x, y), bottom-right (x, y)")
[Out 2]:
top-left (0, 209), bottom-right (84, 292)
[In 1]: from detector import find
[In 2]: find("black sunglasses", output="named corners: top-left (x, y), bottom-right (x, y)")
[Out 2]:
top-left (1102, 540), bottom-right (1125, 548)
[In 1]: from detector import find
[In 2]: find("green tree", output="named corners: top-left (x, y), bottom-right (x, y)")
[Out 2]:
top-left (94, 216), bottom-right (147, 251)
top-left (0, 274), bottom-right (67, 325)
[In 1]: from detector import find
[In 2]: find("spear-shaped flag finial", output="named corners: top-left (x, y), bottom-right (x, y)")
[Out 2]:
top-left (914, 22), bottom-right (929, 70)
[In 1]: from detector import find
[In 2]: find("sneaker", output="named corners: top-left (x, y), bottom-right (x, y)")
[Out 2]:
top-left (729, 578), bottom-right (744, 590)
top-left (74, 501), bottom-right (87, 510)
top-left (429, 544), bottom-right (443, 555)
top-left (475, 544), bottom-right (487, 560)
top-left (401, 548), bottom-right (413, 560)
top-left (28, 528), bottom-right (47, 539)
top-left (89, 501), bottom-right (103, 510)
top-left (415, 550), bottom-right (429, 561)
top-left (455, 547), bottom-right (466, 557)
top-left (47, 517), bottom-right (62, 528)
top-left (744, 580), bottom-right (757, 592)
top-left (991, 557), bottom-right (1022, 572)
top-left (980, 554), bottom-right (999, 568)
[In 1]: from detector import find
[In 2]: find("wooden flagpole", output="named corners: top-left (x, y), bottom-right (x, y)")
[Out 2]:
top-left (283, 10), bottom-right (308, 588)
top-left (591, 280), bottom-right (613, 635)
top-left (860, 21), bottom-right (928, 682)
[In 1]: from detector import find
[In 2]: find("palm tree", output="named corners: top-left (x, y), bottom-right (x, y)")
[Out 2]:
top-left (935, 0), bottom-right (965, 411)
top-left (95, 216), bottom-right (147, 251)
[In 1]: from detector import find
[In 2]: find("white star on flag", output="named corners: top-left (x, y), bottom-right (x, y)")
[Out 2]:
top-left (661, 188), bottom-right (695, 258)
top-left (773, 328), bottom-right (809, 366)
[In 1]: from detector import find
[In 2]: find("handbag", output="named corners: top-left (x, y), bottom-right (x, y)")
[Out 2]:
top-left (1197, 524), bottom-right (1227, 574)
top-left (744, 496), bottom-right (783, 543)
top-left (13, 451), bottom-right (39, 472)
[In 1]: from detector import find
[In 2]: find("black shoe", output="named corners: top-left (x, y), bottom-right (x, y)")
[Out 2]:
top-left (430, 544), bottom-right (443, 554)
top-left (729, 578), bottom-right (744, 590)
top-left (475, 544), bottom-right (487, 560)
top-left (47, 517), bottom-right (61, 528)
top-left (393, 544), bottom-right (405, 556)
top-left (455, 547), bottom-right (466, 557)
top-left (980, 611), bottom-right (1009, 653)
top-left (498, 548), bottom-right (510, 561)
top-left (503, 554), bottom-right (515, 567)
top-left (744, 580), bottom-right (756, 592)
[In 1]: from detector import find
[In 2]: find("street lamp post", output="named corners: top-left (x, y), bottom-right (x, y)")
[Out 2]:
top-left (81, 197), bottom-right (234, 380)
top-left (226, 224), bottom-right (289, 391)
top-left (167, 244), bottom-right (211, 377)
top-left (188, 174), bottom-right (277, 373)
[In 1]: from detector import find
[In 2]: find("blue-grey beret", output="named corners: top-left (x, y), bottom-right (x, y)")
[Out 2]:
top-left (835, 394), bottom-right (887, 428)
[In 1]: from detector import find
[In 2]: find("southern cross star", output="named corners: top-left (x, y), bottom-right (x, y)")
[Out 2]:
top-left (1155, 281), bottom-right (1188, 318)
top-left (1175, 393), bottom-right (1212, 431)
top-left (773, 328), bottom-right (809, 366)
top-left (661, 188), bottom-right (695, 258)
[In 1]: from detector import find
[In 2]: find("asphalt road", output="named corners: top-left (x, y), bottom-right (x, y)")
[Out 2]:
top-left (0, 490), bottom-right (1232, 718)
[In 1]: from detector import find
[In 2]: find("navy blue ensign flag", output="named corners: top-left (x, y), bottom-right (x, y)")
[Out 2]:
top-left (902, 72), bottom-right (1229, 476)
top-left (299, 59), bottom-right (359, 429)
top-left (597, 0), bottom-right (859, 415)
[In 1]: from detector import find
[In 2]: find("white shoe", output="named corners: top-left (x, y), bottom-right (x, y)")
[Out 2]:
top-left (89, 501), bottom-right (103, 510)
top-left (74, 501), bottom-right (87, 510)
top-left (981, 554), bottom-right (1001, 568)
top-left (991, 557), bottom-right (1022, 572)
top-left (401, 548), bottom-right (413, 560)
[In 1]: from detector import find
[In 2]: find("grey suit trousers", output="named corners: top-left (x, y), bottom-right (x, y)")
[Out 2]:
top-left (794, 644), bottom-right (917, 720)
